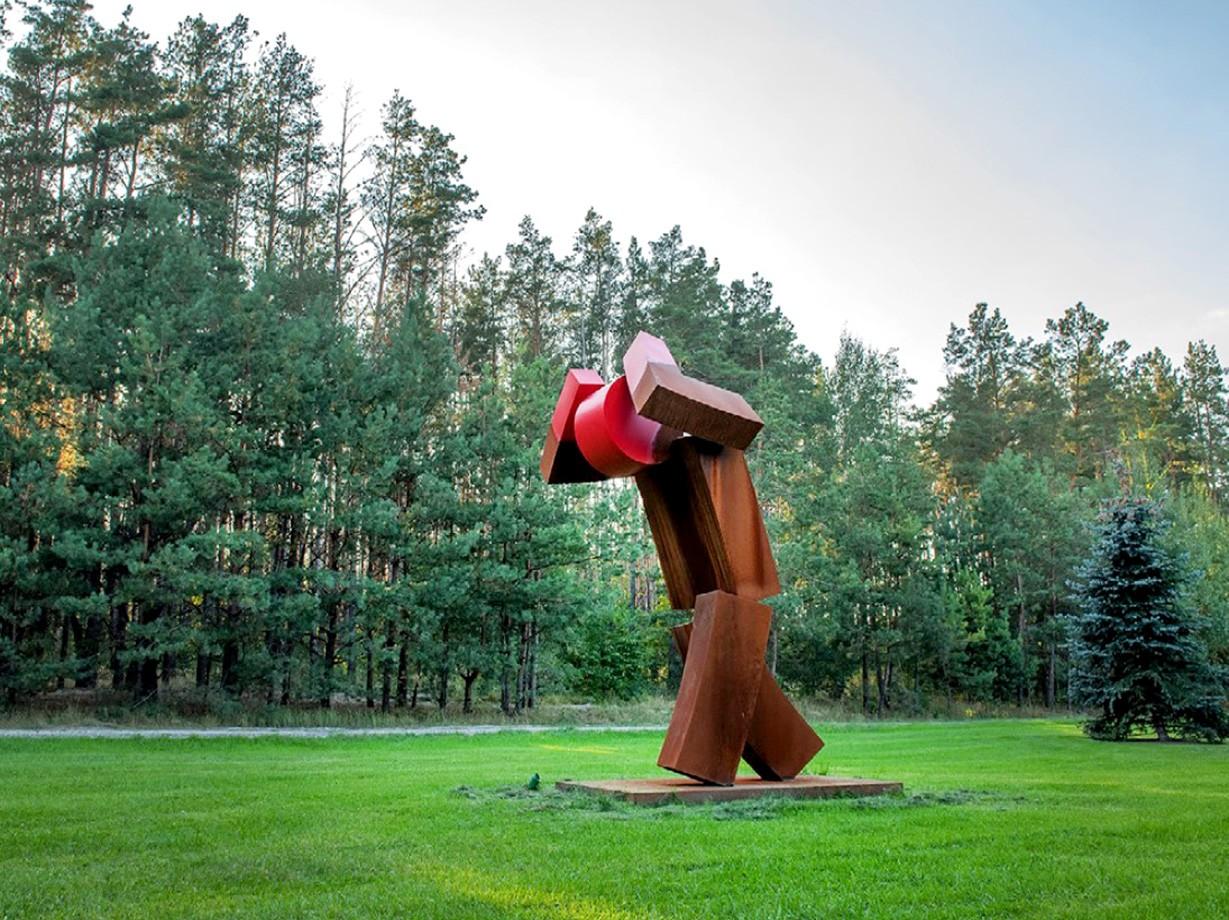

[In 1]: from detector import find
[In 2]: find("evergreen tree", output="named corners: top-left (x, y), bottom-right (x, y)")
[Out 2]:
top-left (567, 207), bottom-right (621, 377)
top-left (645, 225), bottom-right (723, 371)
top-left (1038, 302), bottom-right (1128, 483)
top-left (1182, 340), bottom-right (1229, 502)
top-left (157, 15), bottom-right (250, 257)
top-left (0, 289), bottom-right (80, 699)
top-left (1069, 498), bottom-right (1228, 741)
top-left (0, 0), bottom-right (93, 291)
top-left (977, 451), bottom-right (1086, 705)
top-left (928, 303), bottom-right (1025, 491)
top-left (1168, 489), bottom-right (1229, 667)
top-left (456, 254), bottom-right (504, 373)
top-left (53, 198), bottom-right (242, 698)
top-left (504, 215), bottom-right (563, 360)
top-left (363, 90), bottom-right (420, 332)
top-left (72, 9), bottom-right (177, 238)
top-left (246, 33), bottom-right (322, 271)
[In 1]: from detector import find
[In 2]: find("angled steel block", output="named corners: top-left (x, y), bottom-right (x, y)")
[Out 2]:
top-left (658, 591), bottom-right (772, 786)
top-left (672, 621), bottom-right (824, 781)
top-left (636, 438), bottom-right (779, 609)
top-left (623, 331), bottom-right (763, 449)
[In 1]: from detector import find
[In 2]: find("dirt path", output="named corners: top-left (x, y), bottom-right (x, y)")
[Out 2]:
top-left (0, 724), bottom-right (665, 740)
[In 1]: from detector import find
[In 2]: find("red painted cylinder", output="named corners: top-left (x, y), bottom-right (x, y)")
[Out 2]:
top-left (574, 375), bottom-right (672, 477)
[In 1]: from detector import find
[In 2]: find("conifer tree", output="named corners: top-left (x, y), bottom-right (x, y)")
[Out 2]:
top-left (0, 0), bottom-right (93, 291)
top-left (568, 208), bottom-right (621, 377)
top-left (1122, 348), bottom-right (1194, 491)
top-left (928, 303), bottom-right (1025, 490)
top-left (247, 33), bottom-right (321, 271)
top-left (1183, 341), bottom-right (1229, 501)
top-left (978, 451), bottom-right (1086, 705)
top-left (53, 198), bottom-right (242, 698)
top-left (73, 9), bottom-right (176, 236)
top-left (158, 15), bottom-right (251, 256)
top-left (1038, 303), bottom-right (1129, 483)
top-left (504, 216), bottom-right (563, 360)
top-left (1070, 498), bottom-right (1228, 741)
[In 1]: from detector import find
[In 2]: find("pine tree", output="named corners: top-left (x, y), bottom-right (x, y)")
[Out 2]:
top-left (567, 207), bottom-right (621, 377)
top-left (1069, 498), bottom-right (1228, 741)
top-left (1168, 489), bottom-right (1229, 668)
top-left (504, 215), bottom-right (563, 360)
top-left (456, 254), bottom-right (505, 373)
top-left (928, 303), bottom-right (1025, 491)
top-left (72, 9), bottom-right (177, 237)
top-left (1038, 303), bottom-right (1129, 483)
top-left (246, 33), bottom-right (322, 272)
top-left (1182, 341), bottom-right (1229, 502)
top-left (157, 15), bottom-right (251, 257)
top-left (0, 289), bottom-right (81, 700)
top-left (52, 197), bottom-right (243, 699)
top-left (363, 90), bottom-right (419, 329)
top-left (1122, 347), bottom-right (1195, 492)
top-left (401, 123), bottom-right (481, 304)
top-left (645, 225), bottom-right (723, 371)
top-left (0, 0), bottom-right (93, 292)
top-left (978, 451), bottom-right (1086, 705)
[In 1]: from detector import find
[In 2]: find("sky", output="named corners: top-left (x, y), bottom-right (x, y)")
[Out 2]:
top-left (91, 0), bottom-right (1229, 401)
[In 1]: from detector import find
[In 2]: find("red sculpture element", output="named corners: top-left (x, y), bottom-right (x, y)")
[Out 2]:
top-left (541, 332), bottom-right (823, 786)
top-left (551, 368), bottom-right (604, 442)
top-left (575, 375), bottom-right (678, 477)
top-left (540, 428), bottom-right (605, 485)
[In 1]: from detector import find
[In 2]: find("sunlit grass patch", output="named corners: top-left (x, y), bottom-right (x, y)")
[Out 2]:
top-left (1, 720), bottom-right (1226, 918)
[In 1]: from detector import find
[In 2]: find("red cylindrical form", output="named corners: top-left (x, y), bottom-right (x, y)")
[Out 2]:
top-left (574, 375), bottom-right (672, 478)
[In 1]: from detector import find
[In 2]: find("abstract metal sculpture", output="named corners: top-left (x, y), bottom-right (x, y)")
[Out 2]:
top-left (542, 331), bottom-right (823, 786)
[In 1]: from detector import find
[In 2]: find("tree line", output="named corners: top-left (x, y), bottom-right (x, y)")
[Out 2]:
top-left (2, 2), bottom-right (1226, 717)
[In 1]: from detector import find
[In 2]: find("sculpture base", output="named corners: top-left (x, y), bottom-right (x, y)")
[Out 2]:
top-left (556, 775), bottom-right (902, 806)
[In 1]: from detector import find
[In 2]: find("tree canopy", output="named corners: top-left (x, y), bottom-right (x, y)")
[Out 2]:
top-left (1, 4), bottom-right (1227, 727)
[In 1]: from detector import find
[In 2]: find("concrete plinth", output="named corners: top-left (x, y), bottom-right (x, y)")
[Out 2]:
top-left (556, 775), bottom-right (902, 806)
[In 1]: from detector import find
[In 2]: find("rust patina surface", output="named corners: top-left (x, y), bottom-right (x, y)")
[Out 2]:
top-left (542, 331), bottom-right (824, 787)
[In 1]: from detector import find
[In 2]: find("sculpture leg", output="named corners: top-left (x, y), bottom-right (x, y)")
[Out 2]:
top-left (657, 591), bottom-right (771, 786)
top-left (672, 621), bottom-right (824, 781)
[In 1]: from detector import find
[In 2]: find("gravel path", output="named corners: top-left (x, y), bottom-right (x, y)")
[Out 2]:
top-left (0, 724), bottom-right (665, 740)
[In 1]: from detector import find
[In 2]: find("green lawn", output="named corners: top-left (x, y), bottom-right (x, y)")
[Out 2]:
top-left (2, 720), bottom-right (1226, 919)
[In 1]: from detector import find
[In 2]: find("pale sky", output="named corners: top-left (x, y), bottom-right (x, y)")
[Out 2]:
top-left (92, 0), bottom-right (1228, 401)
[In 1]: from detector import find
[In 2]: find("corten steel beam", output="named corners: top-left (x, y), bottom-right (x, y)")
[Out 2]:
top-left (672, 622), bottom-right (824, 781)
top-left (636, 438), bottom-right (779, 609)
top-left (623, 331), bottom-right (763, 449)
top-left (658, 590), bottom-right (772, 786)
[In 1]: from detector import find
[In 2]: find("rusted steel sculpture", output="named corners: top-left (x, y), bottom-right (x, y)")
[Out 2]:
top-left (542, 331), bottom-right (823, 786)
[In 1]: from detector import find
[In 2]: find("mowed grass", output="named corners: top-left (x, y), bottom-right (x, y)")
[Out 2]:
top-left (1, 720), bottom-right (1226, 919)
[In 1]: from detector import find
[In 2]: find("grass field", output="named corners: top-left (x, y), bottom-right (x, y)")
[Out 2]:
top-left (2, 719), bottom-right (1226, 919)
